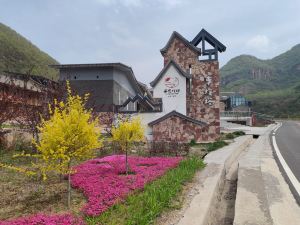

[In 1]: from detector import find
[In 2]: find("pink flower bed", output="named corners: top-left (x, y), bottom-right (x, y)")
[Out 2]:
top-left (0, 155), bottom-right (182, 224)
top-left (0, 213), bottom-right (84, 225)
top-left (71, 155), bottom-right (182, 216)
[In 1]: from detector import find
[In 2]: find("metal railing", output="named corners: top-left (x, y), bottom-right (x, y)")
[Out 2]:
top-left (220, 111), bottom-right (251, 118)
top-left (221, 111), bottom-right (274, 121)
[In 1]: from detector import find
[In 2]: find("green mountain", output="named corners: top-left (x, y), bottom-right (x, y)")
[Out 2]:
top-left (0, 22), bottom-right (58, 79)
top-left (220, 44), bottom-right (300, 118)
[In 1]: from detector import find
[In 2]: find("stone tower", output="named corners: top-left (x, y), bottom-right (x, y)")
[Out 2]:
top-left (160, 29), bottom-right (226, 140)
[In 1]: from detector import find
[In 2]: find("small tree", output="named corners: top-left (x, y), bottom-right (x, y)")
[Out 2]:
top-left (33, 81), bottom-right (102, 207)
top-left (111, 116), bottom-right (144, 174)
top-left (3, 82), bottom-right (102, 208)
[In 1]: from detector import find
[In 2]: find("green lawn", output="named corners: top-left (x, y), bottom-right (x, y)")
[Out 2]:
top-left (86, 157), bottom-right (205, 225)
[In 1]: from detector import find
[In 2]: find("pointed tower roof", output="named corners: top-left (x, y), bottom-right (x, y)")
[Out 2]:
top-left (191, 29), bottom-right (226, 52)
top-left (160, 31), bottom-right (201, 55)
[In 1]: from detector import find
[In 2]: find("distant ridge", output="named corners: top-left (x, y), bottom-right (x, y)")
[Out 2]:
top-left (220, 44), bottom-right (300, 118)
top-left (0, 22), bottom-right (59, 80)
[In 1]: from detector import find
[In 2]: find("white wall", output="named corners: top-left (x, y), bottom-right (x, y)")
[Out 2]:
top-left (153, 64), bottom-right (187, 115)
top-left (136, 64), bottom-right (188, 139)
top-left (137, 112), bottom-right (166, 140)
top-left (113, 68), bottom-right (136, 96)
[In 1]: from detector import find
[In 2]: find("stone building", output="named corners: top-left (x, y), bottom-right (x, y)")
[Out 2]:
top-left (122, 29), bottom-right (226, 142)
top-left (51, 29), bottom-right (226, 143)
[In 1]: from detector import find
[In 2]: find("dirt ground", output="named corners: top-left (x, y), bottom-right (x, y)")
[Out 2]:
top-left (0, 150), bottom-right (86, 220)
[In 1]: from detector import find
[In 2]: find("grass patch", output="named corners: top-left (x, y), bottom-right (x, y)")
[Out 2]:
top-left (232, 131), bottom-right (246, 136)
top-left (0, 149), bottom-right (86, 220)
top-left (206, 140), bottom-right (228, 152)
top-left (85, 157), bottom-right (205, 225)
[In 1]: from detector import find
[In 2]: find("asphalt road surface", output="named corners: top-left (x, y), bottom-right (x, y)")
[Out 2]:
top-left (275, 121), bottom-right (300, 182)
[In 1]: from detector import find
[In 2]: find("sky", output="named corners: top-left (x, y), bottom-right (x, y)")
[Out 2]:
top-left (0, 0), bottom-right (300, 84)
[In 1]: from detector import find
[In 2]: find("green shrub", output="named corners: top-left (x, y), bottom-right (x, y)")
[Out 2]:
top-left (207, 140), bottom-right (228, 152)
top-left (233, 131), bottom-right (246, 136)
top-left (225, 133), bottom-right (235, 139)
top-left (11, 133), bottom-right (33, 153)
top-left (189, 139), bottom-right (196, 146)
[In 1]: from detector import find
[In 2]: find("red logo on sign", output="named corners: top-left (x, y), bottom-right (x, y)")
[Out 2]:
top-left (164, 77), bottom-right (179, 88)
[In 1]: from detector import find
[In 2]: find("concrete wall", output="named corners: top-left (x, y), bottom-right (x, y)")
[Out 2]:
top-left (113, 68), bottom-right (136, 96)
top-left (59, 66), bottom-right (137, 111)
top-left (59, 67), bottom-right (113, 81)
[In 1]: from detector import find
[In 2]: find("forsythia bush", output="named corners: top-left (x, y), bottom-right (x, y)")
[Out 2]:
top-left (111, 116), bottom-right (144, 174)
top-left (2, 81), bottom-right (102, 207)
top-left (33, 82), bottom-right (102, 180)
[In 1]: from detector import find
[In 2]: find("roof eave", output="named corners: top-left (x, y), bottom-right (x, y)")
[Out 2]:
top-left (148, 110), bottom-right (207, 127)
top-left (160, 31), bottom-right (201, 56)
top-left (150, 60), bottom-right (191, 88)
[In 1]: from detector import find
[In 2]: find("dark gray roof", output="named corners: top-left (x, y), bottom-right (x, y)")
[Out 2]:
top-left (137, 81), bottom-right (153, 100)
top-left (150, 60), bottom-right (192, 87)
top-left (191, 29), bottom-right (226, 52)
top-left (120, 94), bottom-right (156, 110)
top-left (148, 110), bottom-right (207, 126)
top-left (160, 31), bottom-right (201, 55)
top-left (50, 62), bottom-right (131, 69)
top-left (50, 62), bottom-right (143, 95)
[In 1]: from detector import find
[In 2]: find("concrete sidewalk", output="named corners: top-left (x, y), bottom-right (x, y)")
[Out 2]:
top-left (234, 124), bottom-right (300, 225)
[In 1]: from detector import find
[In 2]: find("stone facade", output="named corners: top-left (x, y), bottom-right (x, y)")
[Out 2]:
top-left (152, 115), bottom-right (208, 143)
top-left (161, 36), bottom-right (220, 141)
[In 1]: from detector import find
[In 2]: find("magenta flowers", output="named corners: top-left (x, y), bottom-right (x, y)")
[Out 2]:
top-left (0, 213), bottom-right (85, 225)
top-left (71, 155), bottom-right (182, 216)
top-left (0, 155), bottom-right (182, 224)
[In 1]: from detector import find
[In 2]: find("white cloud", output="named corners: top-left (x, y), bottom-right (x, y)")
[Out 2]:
top-left (95, 0), bottom-right (183, 8)
top-left (95, 0), bottom-right (142, 7)
top-left (94, 0), bottom-right (114, 6)
top-left (161, 0), bottom-right (183, 7)
top-left (122, 0), bottom-right (143, 7)
top-left (246, 35), bottom-right (270, 51)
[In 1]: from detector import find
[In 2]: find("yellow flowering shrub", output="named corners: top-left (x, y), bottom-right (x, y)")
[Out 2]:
top-left (111, 116), bottom-right (145, 173)
top-left (32, 81), bottom-right (102, 179)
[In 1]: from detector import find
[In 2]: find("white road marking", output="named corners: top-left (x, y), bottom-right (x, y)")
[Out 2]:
top-left (273, 122), bottom-right (282, 133)
top-left (272, 125), bottom-right (300, 196)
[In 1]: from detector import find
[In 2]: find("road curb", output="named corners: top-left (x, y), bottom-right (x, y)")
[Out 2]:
top-left (177, 135), bottom-right (252, 225)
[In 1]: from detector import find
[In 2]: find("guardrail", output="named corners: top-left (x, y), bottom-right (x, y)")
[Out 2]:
top-left (221, 111), bottom-right (274, 121)
top-left (220, 111), bottom-right (251, 117)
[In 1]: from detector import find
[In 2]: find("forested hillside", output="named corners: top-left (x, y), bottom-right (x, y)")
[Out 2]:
top-left (220, 44), bottom-right (300, 118)
top-left (0, 22), bottom-right (58, 79)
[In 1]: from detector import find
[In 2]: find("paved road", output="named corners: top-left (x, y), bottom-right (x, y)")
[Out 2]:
top-left (275, 121), bottom-right (300, 182)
